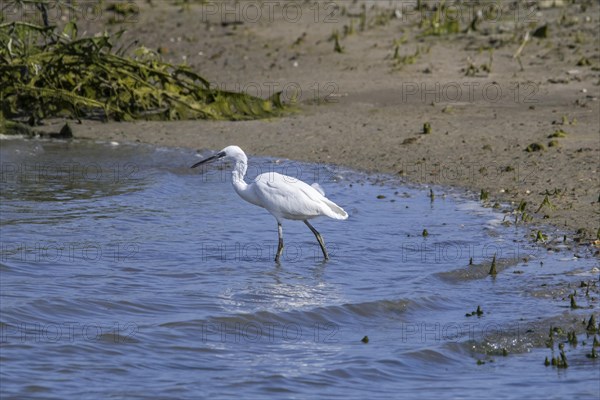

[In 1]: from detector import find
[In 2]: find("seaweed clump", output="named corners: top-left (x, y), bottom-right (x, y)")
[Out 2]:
top-left (1, 1), bottom-right (287, 126)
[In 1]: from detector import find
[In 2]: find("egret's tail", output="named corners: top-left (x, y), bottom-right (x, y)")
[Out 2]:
top-left (309, 182), bottom-right (347, 220)
top-left (322, 199), bottom-right (348, 220)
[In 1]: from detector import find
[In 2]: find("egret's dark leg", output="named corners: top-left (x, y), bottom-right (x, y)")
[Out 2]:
top-left (304, 220), bottom-right (329, 260)
top-left (275, 222), bottom-right (284, 262)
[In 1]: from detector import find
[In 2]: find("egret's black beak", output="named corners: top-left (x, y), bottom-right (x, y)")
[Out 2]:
top-left (190, 151), bottom-right (226, 169)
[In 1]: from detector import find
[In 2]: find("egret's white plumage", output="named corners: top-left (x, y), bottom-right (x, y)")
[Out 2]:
top-left (191, 145), bottom-right (347, 262)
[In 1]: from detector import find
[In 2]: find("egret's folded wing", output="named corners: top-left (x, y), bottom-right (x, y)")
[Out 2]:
top-left (253, 174), bottom-right (347, 220)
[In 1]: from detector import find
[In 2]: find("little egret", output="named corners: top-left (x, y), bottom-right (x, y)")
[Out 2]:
top-left (191, 146), bottom-right (348, 262)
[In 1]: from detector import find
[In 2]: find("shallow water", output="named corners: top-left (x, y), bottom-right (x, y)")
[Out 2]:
top-left (1, 139), bottom-right (598, 399)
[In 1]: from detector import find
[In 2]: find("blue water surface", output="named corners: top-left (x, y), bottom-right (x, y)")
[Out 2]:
top-left (1, 139), bottom-right (598, 399)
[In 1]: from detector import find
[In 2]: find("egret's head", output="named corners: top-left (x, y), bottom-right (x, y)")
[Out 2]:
top-left (190, 145), bottom-right (246, 169)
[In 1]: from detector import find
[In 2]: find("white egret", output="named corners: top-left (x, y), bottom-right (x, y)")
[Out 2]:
top-left (191, 146), bottom-right (348, 262)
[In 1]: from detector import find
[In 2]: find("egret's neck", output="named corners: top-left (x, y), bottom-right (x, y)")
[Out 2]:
top-left (229, 156), bottom-right (263, 208)
top-left (231, 159), bottom-right (248, 193)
